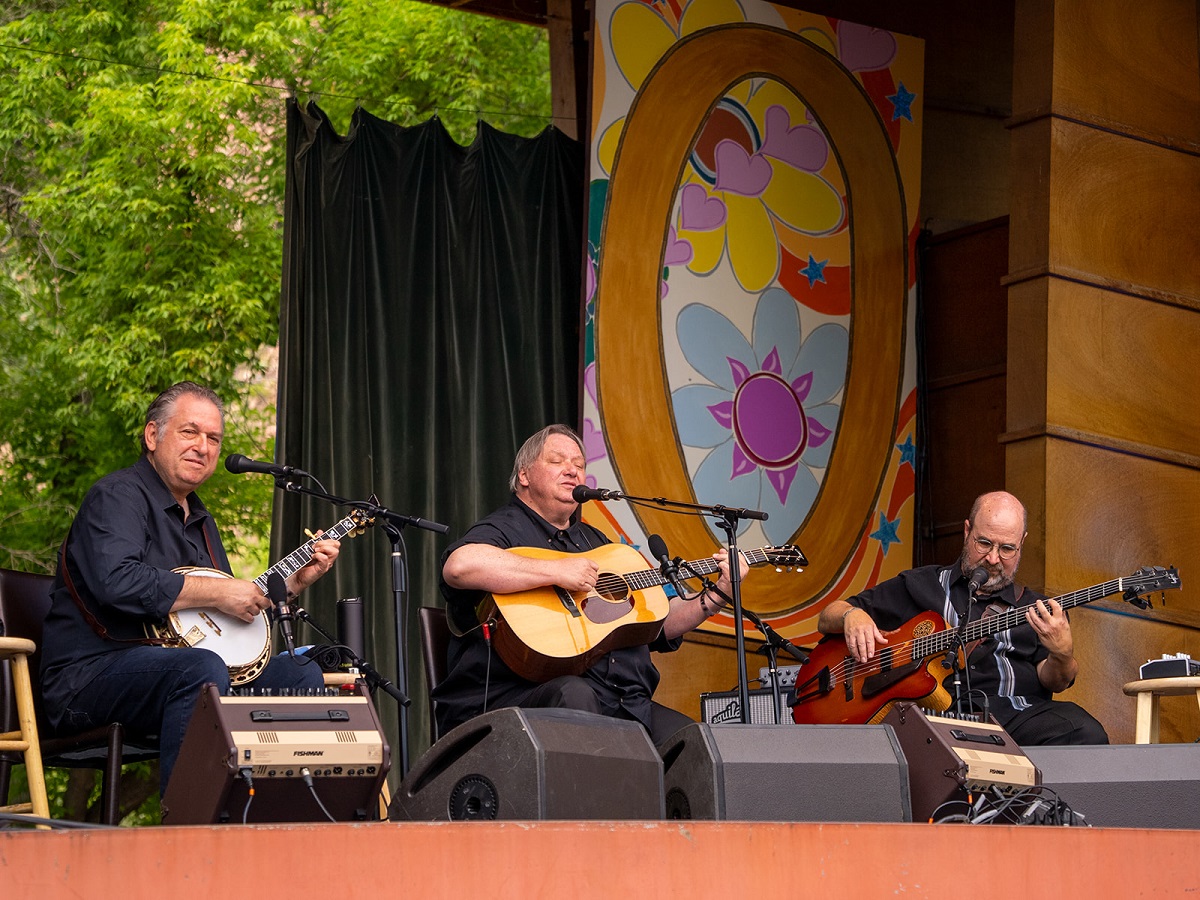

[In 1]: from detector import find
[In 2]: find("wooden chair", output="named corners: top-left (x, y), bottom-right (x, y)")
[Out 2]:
top-left (0, 567), bottom-right (158, 825)
top-left (417, 606), bottom-right (450, 744)
top-left (0, 636), bottom-right (51, 823)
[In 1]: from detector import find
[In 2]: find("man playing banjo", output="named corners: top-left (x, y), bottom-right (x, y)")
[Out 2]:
top-left (41, 381), bottom-right (340, 794)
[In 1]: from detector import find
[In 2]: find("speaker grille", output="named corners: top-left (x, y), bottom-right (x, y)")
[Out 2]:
top-left (700, 688), bottom-right (790, 725)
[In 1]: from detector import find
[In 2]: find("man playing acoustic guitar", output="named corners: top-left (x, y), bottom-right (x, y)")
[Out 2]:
top-left (815, 491), bottom-right (1108, 745)
top-left (42, 382), bottom-right (342, 795)
top-left (434, 424), bottom-right (747, 744)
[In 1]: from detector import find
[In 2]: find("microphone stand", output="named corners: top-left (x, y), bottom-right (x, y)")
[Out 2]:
top-left (601, 490), bottom-right (775, 725)
top-left (760, 641), bottom-right (783, 724)
top-left (289, 603), bottom-right (410, 710)
top-left (273, 474), bottom-right (448, 779)
top-left (741, 607), bottom-right (808, 724)
top-left (950, 592), bottom-right (976, 718)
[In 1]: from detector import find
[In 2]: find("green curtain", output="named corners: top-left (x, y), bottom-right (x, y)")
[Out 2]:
top-left (273, 100), bottom-right (583, 776)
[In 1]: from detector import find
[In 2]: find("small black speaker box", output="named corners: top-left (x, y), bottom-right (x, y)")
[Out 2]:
top-left (389, 707), bottom-right (665, 821)
top-left (1023, 743), bottom-right (1200, 829)
top-left (659, 722), bottom-right (911, 821)
top-left (700, 687), bottom-right (790, 725)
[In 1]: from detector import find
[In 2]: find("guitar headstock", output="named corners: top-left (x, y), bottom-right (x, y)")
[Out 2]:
top-left (751, 545), bottom-right (808, 572)
top-left (349, 509), bottom-right (375, 536)
top-left (1123, 565), bottom-right (1182, 610)
top-left (350, 496), bottom-right (380, 536)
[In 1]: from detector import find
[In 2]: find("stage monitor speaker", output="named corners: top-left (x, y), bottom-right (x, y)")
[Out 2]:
top-left (659, 722), bottom-right (911, 822)
top-left (389, 707), bottom-right (664, 821)
top-left (1023, 743), bottom-right (1200, 829)
top-left (161, 683), bottom-right (390, 825)
top-left (882, 703), bottom-right (1040, 823)
top-left (700, 687), bottom-right (790, 725)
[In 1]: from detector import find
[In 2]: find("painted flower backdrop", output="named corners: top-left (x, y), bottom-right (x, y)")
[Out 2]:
top-left (583, 0), bottom-right (922, 631)
top-left (673, 288), bottom-right (846, 544)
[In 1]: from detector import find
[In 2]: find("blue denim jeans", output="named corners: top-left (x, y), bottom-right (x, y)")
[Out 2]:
top-left (56, 646), bottom-right (324, 792)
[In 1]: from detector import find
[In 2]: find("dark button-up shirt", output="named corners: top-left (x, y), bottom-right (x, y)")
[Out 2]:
top-left (848, 564), bottom-right (1052, 726)
top-left (41, 455), bottom-right (229, 722)
top-left (433, 494), bottom-right (680, 734)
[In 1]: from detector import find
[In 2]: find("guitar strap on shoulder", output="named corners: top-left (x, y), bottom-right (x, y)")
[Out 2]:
top-left (58, 533), bottom-right (168, 646)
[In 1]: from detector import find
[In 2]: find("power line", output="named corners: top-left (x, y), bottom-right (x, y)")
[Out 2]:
top-left (0, 39), bottom-right (561, 123)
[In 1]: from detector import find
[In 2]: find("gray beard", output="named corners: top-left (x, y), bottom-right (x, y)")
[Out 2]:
top-left (958, 546), bottom-right (1017, 594)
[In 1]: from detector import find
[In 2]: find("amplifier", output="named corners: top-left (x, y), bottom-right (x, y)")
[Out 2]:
top-left (162, 682), bottom-right (390, 825)
top-left (1139, 654), bottom-right (1200, 679)
top-left (701, 688), bottom-right (791, 725)
top-left (882, 702), bottom-right (1040, 822)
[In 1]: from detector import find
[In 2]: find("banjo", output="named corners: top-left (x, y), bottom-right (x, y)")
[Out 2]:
top-left (148, 509), bottom-right (374, 684)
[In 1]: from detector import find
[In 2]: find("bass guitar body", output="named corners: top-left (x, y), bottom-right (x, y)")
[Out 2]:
top-left (790, 610), bottom-right (957, 725)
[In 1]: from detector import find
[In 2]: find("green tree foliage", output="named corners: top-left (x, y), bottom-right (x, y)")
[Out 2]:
top-left (0, 0), bottom-right (549, 822)
top-left (0, 1), bottom-right (550, 575)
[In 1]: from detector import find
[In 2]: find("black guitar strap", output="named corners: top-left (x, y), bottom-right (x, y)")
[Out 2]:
top-left (57, 532), bottom-right (168, 646)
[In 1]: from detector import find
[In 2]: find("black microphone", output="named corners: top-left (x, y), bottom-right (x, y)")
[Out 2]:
top-left (968, 566), bottom-right (990, 596)
top-left (266, 571), bottom-right (296, 658)
top-left (572, 484), bottom-right (625, 503)
top-left (743, 608), bottom-right (809, 664)
top-left (647, 533), bottom-right (689, 599)
top-left (225, 453), bottom-right (309, 478)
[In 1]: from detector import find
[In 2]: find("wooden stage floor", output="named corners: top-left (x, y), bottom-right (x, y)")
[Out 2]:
top-left (2, 819), bottom-right (1198, 898)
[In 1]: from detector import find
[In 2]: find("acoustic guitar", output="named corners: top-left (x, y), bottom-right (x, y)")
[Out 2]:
top-left (790, 565), bottom-right (1181, 725)
top-left (476, 543), bottom-right (807, 683)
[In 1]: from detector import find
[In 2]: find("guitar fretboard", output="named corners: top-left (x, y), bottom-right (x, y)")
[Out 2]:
top-left (251, 513), bottom-right (366, 593)
top-left (618, 547), bottom-right (791, 593)
top-left (912, 574), bottom-right (1155, 661)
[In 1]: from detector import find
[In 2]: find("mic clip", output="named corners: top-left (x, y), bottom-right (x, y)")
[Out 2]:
top-left (660, 556), bottom-right (691, 599)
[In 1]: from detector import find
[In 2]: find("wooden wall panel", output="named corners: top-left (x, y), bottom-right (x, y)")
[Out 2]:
top-left (1005, 278), bottom-right (1049, 431)
top-left (1043, 280), bottom-right (1200, 454)
top-left (1009, 0), bottom-right (1200, 745)
top-left (1048, 121), bottom-right (1200, 300)
top-left (1050, 0), bottom-right (1200, 145)
top-left (1041, 439), bottom-right (1198, 624)
top-left (1006, 118), bottom-right (1052, 275)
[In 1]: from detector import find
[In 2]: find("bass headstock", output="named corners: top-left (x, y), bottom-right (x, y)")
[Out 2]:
top-left (1123, 565), bottom-right (1182, 610)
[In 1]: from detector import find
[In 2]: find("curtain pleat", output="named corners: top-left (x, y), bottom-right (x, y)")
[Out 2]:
top-left (275, 100), bottom-right (583, 773)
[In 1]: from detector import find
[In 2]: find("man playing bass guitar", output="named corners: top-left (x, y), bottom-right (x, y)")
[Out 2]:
top-left (813, 491), bottom-right (1108, 745)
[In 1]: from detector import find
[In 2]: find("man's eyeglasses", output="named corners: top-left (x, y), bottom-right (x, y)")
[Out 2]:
top-left (972, 534), bottom-right (1021, 560)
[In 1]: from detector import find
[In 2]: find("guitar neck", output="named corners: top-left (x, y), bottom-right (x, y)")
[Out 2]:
top-left (621, 547), bottom-right (780, 593)
top-left (915, 576), bottom-right (1129, 659)
top-left (252, 514), bottom-right (362, 593)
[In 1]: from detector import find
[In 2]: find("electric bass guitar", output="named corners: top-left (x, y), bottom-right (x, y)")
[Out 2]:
top-left (475, 543), bottom-right (807, 683)
top-left (147, 508), bottom-right (374, 684)
top-left (790, 565), bottom-right (1181, 725)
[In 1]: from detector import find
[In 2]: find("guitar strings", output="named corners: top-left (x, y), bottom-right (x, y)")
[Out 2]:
top-left (819, 576), bottom-right (1137, 688)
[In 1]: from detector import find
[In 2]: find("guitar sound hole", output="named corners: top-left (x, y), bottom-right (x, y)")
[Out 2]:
top-left (581, 578), bottom-right (633, 625)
